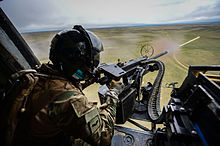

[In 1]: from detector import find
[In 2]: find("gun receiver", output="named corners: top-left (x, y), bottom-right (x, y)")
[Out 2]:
top-left (97, 51), bottom-right (168, 85)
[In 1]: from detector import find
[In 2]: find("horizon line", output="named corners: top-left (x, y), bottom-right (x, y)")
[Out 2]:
top-left (21, 20), bottom-right (220, 34)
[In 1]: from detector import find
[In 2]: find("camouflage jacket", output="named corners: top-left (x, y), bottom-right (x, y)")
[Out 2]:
top-left (13, 63), bottom-right (117, 146)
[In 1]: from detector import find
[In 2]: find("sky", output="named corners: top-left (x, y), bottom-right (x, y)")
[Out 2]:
top-left (1, 0), bottom-right (220, 32)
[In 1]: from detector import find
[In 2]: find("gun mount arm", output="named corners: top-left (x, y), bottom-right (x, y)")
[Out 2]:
top-left (111, 65), bottom-right (220, 146)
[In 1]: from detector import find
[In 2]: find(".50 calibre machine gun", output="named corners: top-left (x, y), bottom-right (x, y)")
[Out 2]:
top-left (97, 49), bottom-right (168, 124)
top-left (96, 47), bottom-right (220, 146)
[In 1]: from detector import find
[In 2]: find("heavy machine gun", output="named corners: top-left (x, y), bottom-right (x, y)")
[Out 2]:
top-left (97, 50), bottom-right (168, 124)
top-left (94, 47), bottom-right (220, 145)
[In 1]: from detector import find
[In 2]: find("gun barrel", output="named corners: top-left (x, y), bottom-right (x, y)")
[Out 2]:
top-left (150, 51), bottom-right (168, 59)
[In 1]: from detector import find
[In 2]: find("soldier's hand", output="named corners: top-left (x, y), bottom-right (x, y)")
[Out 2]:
top-left (99, 81), bottom-right (125, 109)
top-left (109, 80), bottom-right (125, 96)
top-left (110, 80), bottom-right (120, 89)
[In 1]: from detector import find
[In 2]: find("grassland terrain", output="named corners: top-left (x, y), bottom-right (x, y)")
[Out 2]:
top-left (22, 23), bottom-right (220, 129)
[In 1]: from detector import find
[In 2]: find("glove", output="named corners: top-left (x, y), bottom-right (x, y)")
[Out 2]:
top-left (99, 81), bottom-right (125, 109)
top-left (110, 82), bottom-right (125, 96)
top-left (105, 82), bottom-right (125, 104)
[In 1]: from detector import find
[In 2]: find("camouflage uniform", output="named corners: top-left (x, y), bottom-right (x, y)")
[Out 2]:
top-left (13, 63), bottom-right (117, 146)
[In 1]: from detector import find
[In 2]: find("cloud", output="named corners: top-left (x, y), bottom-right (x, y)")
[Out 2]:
top-left (171, 0), bottom-right (220, 23)
top-left (1, 0), bottom-right (73, 31)
top-left (1, 0), bottom-right (219, 32)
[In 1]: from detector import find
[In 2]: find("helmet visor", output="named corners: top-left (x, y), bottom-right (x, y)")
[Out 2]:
top-left (93, 52), bottom-right (100, 67)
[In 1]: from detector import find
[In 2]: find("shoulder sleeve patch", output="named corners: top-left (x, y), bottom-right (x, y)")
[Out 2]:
top-left (70, 94), bottom-right (93, 118)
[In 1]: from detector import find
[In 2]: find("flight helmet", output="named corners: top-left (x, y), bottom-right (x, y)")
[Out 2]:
top-left (49, 25), bottom-right (103, 80)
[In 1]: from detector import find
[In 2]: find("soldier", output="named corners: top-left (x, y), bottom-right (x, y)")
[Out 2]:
top-left (12, 25), bottom-right (123, 146)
